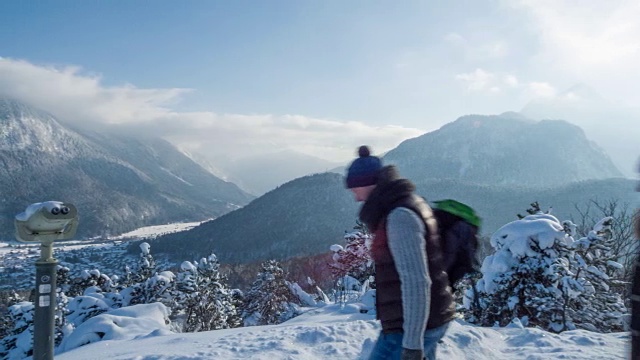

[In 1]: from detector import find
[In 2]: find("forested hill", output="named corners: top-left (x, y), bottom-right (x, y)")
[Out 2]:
top-left (152, 172), bottom-right (636, 264)
top-left (151, 172), bottom-right (360, 263)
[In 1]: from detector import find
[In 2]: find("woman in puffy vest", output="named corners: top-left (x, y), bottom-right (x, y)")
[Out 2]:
top-left (345, 146), bottom-right (455, 360)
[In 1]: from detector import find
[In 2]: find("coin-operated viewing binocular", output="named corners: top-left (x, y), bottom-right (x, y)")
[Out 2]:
top-left (14, 201), bottom-right (79, 360)
top-left (15, 201), bottom-right (79, 243)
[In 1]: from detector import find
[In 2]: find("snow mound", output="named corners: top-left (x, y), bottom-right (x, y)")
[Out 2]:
top-left (58, 303), bottom-right (171, 354)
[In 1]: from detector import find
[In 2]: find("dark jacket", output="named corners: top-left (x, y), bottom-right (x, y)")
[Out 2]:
top-left (360, 166), bottom-right (455, 332)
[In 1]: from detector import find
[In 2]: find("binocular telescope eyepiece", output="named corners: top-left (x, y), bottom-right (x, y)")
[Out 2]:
top-left (15, 201), bottom-right (79, 243)
top-left (50, 206), bottom-right (70, 215)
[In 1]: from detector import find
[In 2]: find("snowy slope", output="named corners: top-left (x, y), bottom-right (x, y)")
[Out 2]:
top-left (55, 304), bottom-right (628, 360)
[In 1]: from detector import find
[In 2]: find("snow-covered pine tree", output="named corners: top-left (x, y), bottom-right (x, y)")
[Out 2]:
top-left (66, 269), bottom-right (115, 297)
top-left (118, 264), bottom-right (134, 288)
top-left (56, 265), bottom-right (72, 295)
top-left (466, 205), bottom-right (629, 333)
top-left (0, 290), bottom-right (23, 341)
top-left (123, 242), bottom-right (174, 307)
top-left (134, 242), bottom-right (156, 283)
top-left (465, 212), bottom-right (573, 332)
top-left (329, 221), bottom-right (374, 286)
top-left (227, 289), bottom-right (244, 329)
top-left (241, 260), bottom-right (301, 326)
top-left (65, 291), bottom-right (111, 328)
top-left (560, 217), bottom-right (628, 332)
top-left (0, 301), bottom-right (34, 360)
top-left (54, 288), bottom-right (71, 347)
top-left (173, 254), bottom-right (238, 332)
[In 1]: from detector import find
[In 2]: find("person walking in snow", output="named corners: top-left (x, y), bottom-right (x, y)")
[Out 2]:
top-left (345, 146), bottom-right (455, 360)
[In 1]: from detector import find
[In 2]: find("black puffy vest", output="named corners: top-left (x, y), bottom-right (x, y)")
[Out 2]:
top-left (369, 194), bottom-right (456, 332)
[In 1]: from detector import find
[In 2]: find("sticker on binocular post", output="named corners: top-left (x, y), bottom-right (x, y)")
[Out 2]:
top-left (39, 295), bottom-right (50, 307)
top-left (41, 275), bottom-right (50, 283)
top-left (39, 284), bottom-right (51, 293)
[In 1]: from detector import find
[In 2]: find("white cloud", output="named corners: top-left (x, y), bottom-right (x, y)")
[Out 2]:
top-left (511, 0), bottom-right (640, 67)
top-left (0, 58), bottom-right (424, 163)
top-left (455, 68), bottom-right (560, 100)
top-left (507, 0), bottom-right (640, 105)
top-left (504, 75), bottom-right (519, 88)
top-left (455, 69), bottom-right (527, 94)
top-left (0, 59), bottom-right (191, 125)
top-left (455, 68), bottom-right (496, 92)
top-left (527, 82), bottom-right (556, 98)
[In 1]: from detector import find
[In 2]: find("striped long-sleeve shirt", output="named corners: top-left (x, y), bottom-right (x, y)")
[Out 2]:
top-left (386, 207), bottom-right (432, 350)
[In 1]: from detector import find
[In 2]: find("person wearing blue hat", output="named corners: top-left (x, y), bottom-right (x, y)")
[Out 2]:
top-left (345, 146), bottom-right (455, 360)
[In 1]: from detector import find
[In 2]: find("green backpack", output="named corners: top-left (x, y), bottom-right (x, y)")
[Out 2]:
top-left (432, 199), bottom-right (481, 286)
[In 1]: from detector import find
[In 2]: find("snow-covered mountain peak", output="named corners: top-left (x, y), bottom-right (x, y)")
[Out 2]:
top-left (383, 113), bottom-right (622, 188)
top-left (0, 98), bottom-right (85, 155)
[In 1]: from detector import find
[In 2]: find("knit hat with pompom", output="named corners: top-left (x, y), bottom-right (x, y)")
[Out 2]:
top-left (345, 145), bottom-right (382, 188)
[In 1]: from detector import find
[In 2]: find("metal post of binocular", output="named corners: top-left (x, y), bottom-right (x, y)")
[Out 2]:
top-left (14, 201), bottom-right (79, 360)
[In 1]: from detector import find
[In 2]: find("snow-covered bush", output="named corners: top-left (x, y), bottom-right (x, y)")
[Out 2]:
top-left (560, 217), bottom-right (628, 332)
top-left (242, 260), bottom-right (301, 326)
top-left (124, 242), bottom-right (174, 307)
top-left (465, 208), bottom-right (628, 333)
top-left (172, 254), bottom-right (239, 332)
top-left (0, 291), bottom-right (24, 342)
top-left (329, 223), bottom-right (374, 286)
top-left (57, 303), bottom-right (171, 354)
top-left (0, 301), bottom-right (34, 360)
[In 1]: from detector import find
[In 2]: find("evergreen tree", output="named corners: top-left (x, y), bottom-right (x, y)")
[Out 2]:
top-left (173, 254), bottom-right (238, 332)
top-left (0, 302), bottom-right (34, 360)
top-left (124, 242), bottom-right (174, 306)
top-left (0, 290), bottom-right (23, 340)
top-left (134, 242), bottom-right (156, 283)
top-left (54, 288), bottom-right (71, 347)
top-left (465, 205), bottom-right (629, 333)
top-left (242, 260), bottom-right (301, 326)
top-left (329, 221), bottom-right (374, 285)
top-left (66, 269), bottom-right (115, 298)
top-left (65, 293), bottom-right (111, 327)
top-left (560, 217), bottom-right (628, 332)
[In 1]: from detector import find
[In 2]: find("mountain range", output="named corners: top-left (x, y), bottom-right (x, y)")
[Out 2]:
top-left (521, 84), bottom-right (640, 177)
top-left (0, 99), bottom-right (253, 240)
top-left (151, 113), bottom-right (635, 264)
top-left (2, 99), bottom-right (634, 266)
top-left (383, 112), bottom-right (622, 188)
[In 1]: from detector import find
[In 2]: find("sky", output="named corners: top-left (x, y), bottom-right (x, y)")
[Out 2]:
top-left (0, 0), bottom-right (639, 168)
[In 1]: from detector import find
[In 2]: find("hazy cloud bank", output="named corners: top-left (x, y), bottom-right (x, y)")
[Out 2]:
top-left (0, 58), bottom-right (424, 163)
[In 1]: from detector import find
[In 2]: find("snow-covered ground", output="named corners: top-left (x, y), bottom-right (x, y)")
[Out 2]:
top-left (108, 221), bottom-right (206, 240)
top-left (55, 304), bottom-right (628, 360)
top-left (0, 220), bottom-right (204, 255)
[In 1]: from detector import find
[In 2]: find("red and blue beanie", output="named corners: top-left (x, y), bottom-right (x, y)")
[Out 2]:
top-left (345, 146), bottom-right (382, 188)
